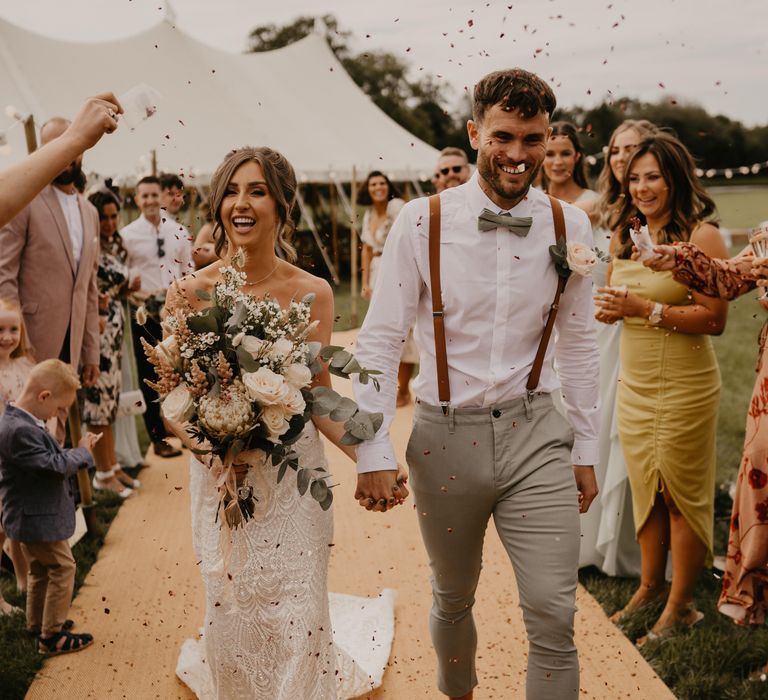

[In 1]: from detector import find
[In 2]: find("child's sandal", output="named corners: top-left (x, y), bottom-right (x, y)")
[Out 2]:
top-left (38, 629), bottom-right (93, 656)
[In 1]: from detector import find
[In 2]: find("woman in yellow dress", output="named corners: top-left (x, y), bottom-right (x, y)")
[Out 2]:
top-left (594, 132), bottom-right (728, 643)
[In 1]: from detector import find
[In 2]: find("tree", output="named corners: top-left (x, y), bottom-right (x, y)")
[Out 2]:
top-left (247, 14), bottom-right (470, 156)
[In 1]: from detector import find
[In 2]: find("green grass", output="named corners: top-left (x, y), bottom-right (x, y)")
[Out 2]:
top-left (711, 186), bottom-right (768, 231)
top-left (0, 468), bottom-right (140, 700)
top-left (331, 281), bottom-right (370, 332)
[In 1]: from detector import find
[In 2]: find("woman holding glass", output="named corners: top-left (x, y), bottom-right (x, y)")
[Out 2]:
top-left (594, 132), bottom-right (728, 643)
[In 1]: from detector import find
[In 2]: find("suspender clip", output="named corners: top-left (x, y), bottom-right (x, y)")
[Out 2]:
top-left (432, 310), bottom-right (444, 318)
top-left (439, 401), bottom-right (450, 416)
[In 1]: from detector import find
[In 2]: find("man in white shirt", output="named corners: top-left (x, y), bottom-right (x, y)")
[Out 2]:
top-left (353, 69), bottom-right (599, 700)
top-left (0, 117), bottom-right (101, 440)
top-left (121, 175), bottom-right (192, 458)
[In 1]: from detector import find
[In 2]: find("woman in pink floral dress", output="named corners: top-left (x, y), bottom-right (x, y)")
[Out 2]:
top-left (645, 243), bottom-right (768, 634)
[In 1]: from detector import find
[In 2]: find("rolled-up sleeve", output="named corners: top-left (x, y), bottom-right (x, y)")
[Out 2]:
top-left (353, 202), bottom-right (424, 473)
top-left (554, 211), bottom-right (600, 466)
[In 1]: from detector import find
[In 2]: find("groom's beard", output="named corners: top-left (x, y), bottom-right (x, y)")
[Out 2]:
top-left (53, 162), bottom-right (83, 187)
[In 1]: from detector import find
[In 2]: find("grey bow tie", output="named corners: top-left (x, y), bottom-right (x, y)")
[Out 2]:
top-left (477, 208), bottom-right (533, 236)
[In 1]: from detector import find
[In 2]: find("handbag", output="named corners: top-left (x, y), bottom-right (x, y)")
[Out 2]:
top-left (117, 389), bottom-right (146, 417)
top-left (117, 301), bottom-right (146, 416)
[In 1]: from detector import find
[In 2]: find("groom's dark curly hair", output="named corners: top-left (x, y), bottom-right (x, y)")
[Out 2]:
top-left (472, 69), bottom-right (556, 123)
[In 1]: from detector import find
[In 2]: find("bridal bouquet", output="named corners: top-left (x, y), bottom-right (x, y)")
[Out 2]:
top-left (140, 255), bottom-right (382, 529)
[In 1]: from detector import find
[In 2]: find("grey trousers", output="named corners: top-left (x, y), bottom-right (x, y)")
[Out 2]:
top-left (406, 393), bottom-right (581, 699)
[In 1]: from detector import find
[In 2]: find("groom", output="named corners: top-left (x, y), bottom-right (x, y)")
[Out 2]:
top-left (352, 68), bottom-right (599, 699)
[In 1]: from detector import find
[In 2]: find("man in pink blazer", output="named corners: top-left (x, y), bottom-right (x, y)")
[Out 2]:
top-left (0, 118), bottom-right (100, 426)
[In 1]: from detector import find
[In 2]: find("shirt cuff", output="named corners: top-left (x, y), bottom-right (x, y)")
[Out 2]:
top-left (355, 440), bottom-right (399, 474)
top-left (571, 439), bottom-right (599, 467)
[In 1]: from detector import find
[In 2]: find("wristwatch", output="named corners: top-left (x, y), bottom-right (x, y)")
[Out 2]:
top-left (648, 302), bottom-right (664, 326)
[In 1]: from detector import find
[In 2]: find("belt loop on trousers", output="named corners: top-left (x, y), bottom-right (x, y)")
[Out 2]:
top-left (447, 405), bottom-right (456, 434)
top-left (523, 391), bottom-right (534, 422)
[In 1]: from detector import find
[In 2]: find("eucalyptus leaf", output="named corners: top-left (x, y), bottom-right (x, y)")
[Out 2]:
top-left (340, 431), bottom-right (363, 445)
top-left (236, 346), bottom-right (260, 372)
top-left (306, 341), bottom-right (322, 361)
top-left (195, 289), bottom-right (212, 301)
top-left (370, 412), bottom-right (384, 433)
top-left (231, 439), bottom-right (245, 457)
top-left (277, 460), bottom-right (288, 483)
top-left (344, 412), bottom-right (376, 441)
top-left (310, 479), bottom-right (329, 502)
top-left (341, 357), bottom-right (362, 375)
top-left (318, 345), bottom-right (344, 361)
top-left (229, 300), bottom-right (249, 329)
top-left (329, 350), bottom-right (353, 369)
top-left (189, 447), bottom-right (211, 456)
top-left (297, 468), bottom-right (311, 495)
top-left (358, 371), bottom-right (369, 385)
top-left (187, 312), bottom-right (219, 334)
top-left (319, 492), bottom-right (333, 511)
top-left (310, 386), bottom-right (342, 415)
top-left (329, 397), bottom-right (358, 422)
top-left (301, 292), bottom-right (317, 306)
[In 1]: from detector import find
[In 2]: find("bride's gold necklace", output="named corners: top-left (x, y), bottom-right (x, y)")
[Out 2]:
top-left (242, 262), bottom-right (279, 287)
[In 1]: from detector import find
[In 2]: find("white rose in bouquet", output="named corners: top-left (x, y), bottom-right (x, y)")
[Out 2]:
top-left (268, 337), bottom-right (294, 364)
top-left (283, 362), bottom-right (313, 389)
top-left (241, 334), bottom-right (266, 357)
top-left (156, 334), bottom-right (181, 368)
top-left (566, 241), bottom-right (597, 277)
top-left (242, 366), bottom-right (290, 405)
top-left (260, 404), bottom-right (290, 441)
top-left (161, 383), bottom-right (195, 423)
top-left (283, 385), bottom-right (307, 416)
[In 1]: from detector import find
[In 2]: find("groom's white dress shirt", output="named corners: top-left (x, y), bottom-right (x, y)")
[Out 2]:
top-left (353, 173), bottom-right (600, 474)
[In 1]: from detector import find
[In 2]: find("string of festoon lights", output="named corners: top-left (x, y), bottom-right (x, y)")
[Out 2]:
top-left (585, 150), bottom-right (768, 179)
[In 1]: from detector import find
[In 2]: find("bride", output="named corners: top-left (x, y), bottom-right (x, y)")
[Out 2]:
top-left (165, 146), bottom-right (407, 699)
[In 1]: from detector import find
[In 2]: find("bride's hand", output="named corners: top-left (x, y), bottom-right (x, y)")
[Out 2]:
top-left (394, 464), bottom-right (409, 506)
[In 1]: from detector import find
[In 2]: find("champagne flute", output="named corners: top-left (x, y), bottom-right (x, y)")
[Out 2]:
top-left (749, 224), bottom-right (768, 301)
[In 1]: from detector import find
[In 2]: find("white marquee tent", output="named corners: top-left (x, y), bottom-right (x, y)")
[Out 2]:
top-left (0, 13), bottom-right (440, 184)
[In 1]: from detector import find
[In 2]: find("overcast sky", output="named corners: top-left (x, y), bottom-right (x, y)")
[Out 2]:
top-left (0, 0), bottom-right (765, 126)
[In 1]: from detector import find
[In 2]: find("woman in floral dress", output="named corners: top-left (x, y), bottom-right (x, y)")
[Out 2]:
top-left (645, 242), bottom-right (768, 661)
top-left (83, 190), bottom-right (141, 497)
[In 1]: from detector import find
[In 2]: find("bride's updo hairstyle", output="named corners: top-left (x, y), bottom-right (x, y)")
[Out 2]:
top-left (208, 146), bottom-right (298, 262)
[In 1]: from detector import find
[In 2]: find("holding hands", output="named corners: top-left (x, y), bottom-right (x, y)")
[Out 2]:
top-left (355, 465), bottom-right (409, 513)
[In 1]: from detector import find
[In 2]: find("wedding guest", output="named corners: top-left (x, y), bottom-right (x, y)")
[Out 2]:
top-left (434, 147), bottom-right (471, 193)
top-left (83, 190), bottom-right (140, 497)
top-left (192, 201), bottom-right (218, 269)
top-left (643, 241), bottom-right (768, 674)
top-left (595, 132), bottom-right (727, 644)
top-left (0, 93), bottom-right (121, 227)
top-left (0, 298), bottom-right (33, 612)
top-left (577, 120), bottom-right (657, 578)
top-left (159, 173), bottom-right (185, 220)
top-left (0, 118), bottom-right (102, 441)
top-left (354, 68), bottom-right (599, 700)
top-left (0, 360), bottom-right (99, 654)
top-left (542, 121), bottom-right (597, 206)
top-left (359, 171), bottom-right (416, 407)
top-left (121, 175), bottom-right (192, 458)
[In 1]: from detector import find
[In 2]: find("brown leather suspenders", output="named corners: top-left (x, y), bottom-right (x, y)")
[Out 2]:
top-left (427, 194), bottom-right (568, 415)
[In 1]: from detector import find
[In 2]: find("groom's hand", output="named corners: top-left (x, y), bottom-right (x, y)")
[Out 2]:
top-left (355, 468), bottom-right (408, 512)
top-left (574, 466), bottom-right (598, 514)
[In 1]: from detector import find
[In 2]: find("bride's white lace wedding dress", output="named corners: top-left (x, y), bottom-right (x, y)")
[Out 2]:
top-left (176, 423), bottom-right (395, 699)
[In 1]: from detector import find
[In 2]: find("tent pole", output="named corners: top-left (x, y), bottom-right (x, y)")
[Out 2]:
top-left (330, 183), bottom-right (339, 274)
top-left (296, 187), bottom-right (339, 285)
top-left (350, 168), bottom-right (359, 328)
top-left (151, 149), bottom-right (157, 177)
top-left (23, 115), bottom-right (37, 154)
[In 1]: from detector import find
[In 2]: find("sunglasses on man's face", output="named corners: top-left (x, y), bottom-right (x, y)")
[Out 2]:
top-left (438, 165), bottom-right (465, 177)
top-left (156, 236), bottom-right (165, 258)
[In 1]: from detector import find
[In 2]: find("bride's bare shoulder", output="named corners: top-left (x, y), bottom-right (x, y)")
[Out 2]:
top-left (283, 263), bottom-right (332, 303)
